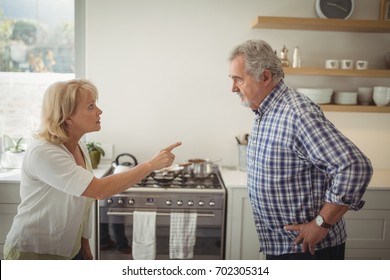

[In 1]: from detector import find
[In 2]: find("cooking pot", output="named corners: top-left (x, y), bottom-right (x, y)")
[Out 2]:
top-left (150, 165), bottom-right (184, 183)
top-left (189, 158), bottom-right (221, 178)
top-left (112, 153), bottom-right (138, 174)
top-left (179, 162), bottom-right (192, 173)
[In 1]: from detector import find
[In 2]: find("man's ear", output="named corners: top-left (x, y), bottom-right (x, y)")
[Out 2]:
top-left (262, 69), bottom-right (273, 85)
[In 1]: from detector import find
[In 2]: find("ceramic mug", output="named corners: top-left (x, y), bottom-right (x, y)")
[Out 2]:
top-left (340, 59), bottom-right (354, 70)
top-left (356, 60), bottom-right (368, 70)
top-left (357, 87), bottom-right (373, 105)
top-left (373, 86), bottom-right (390, 106)
top-left (325, 59), bottom-right (339, 69)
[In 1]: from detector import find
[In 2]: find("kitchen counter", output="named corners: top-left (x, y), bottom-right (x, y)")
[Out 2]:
top-left (221, 167), bottom-right (390, 190)
top-left (0, 161), bottom-right (112, 183)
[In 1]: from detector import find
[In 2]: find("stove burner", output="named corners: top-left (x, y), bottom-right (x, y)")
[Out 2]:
top-left (134, 172), bottom-right (222, 189)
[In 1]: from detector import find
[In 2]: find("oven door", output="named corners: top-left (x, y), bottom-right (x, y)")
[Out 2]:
top-left (98, 207), bottom-right (225, 260)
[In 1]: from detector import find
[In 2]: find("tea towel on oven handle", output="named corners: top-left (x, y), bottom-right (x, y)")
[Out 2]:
top-left (132, 211), bottom-right (156, 260)
top-left (169, 212), bottom-right (197, 259)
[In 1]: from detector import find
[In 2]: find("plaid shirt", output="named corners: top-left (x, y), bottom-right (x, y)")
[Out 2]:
top-left (247, 80), bottom-right (373, 256)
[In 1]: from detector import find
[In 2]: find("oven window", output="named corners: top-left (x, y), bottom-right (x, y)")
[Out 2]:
top-left (99, 210), bottom-right (224, 260)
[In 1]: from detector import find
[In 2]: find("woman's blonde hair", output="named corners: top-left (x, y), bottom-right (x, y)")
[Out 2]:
top-left (35, 79), bottom-right (98, 144)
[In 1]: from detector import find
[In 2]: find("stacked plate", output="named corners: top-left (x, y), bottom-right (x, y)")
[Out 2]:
top-left (334, 91), bottom-right (357, 105)
top-left (296, 88), bottom-right (333, 104)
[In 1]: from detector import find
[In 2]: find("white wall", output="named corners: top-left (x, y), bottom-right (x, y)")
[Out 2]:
top-left (85, 0), bottom-right (390, 169)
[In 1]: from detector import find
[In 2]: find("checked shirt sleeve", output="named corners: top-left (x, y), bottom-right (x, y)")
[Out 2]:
top-left (296, 111), bottom-right (373, 211)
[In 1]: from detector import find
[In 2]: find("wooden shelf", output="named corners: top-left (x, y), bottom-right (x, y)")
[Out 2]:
top-left (252, 13), bottom-right (390, 113)
top-left (321, 105), bottom-right (390, 113)
top-left (252, 16), bottom-right (390, 33)
top-left (283, 67), bottom-right (390, 77)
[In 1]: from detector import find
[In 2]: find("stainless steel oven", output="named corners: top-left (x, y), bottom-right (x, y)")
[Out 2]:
top-left (97, 166), bottom-right (226, 260)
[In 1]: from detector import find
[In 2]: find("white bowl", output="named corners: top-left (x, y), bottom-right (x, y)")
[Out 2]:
top-left (334, 91), bottom-right (357, 105)
top-left (296, 88), bottom-right (333, 104)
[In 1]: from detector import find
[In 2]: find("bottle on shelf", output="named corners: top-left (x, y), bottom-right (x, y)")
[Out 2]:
top-left (280, 45), bottom-right (290, 67)
top-left (292, 46), bottom-right (301, 68)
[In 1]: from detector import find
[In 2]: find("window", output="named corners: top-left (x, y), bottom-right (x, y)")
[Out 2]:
top-left (0, 0), bottom-right (79, 168)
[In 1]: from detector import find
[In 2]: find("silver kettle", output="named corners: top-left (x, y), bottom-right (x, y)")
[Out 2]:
top-left (112, 153), bottom-right (138, 174)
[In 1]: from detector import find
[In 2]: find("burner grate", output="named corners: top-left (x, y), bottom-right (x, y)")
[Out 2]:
top-left (135, 172), bottom-right (222, 189)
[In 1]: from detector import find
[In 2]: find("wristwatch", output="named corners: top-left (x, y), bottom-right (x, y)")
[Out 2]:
top-left (315, 215), bottom-right (332, 229)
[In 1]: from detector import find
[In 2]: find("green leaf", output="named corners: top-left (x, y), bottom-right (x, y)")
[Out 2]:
top-left (85, 141), bottom-right (105, 156)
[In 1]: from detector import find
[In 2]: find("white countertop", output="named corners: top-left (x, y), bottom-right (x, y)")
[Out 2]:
top-left (0, 161), bottom-right (112, 183)
top-left (1, 164), bottom-right (389, 190)
top-left (221, 167), bottom-right (390, 190)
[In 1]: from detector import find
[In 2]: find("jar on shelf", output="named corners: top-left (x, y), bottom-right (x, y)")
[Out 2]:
top-left (280, 45), bottom-right (290, 67)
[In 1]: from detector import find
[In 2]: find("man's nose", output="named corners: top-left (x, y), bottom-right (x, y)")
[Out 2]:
top-left (231, 81), bottom-right (239, 93)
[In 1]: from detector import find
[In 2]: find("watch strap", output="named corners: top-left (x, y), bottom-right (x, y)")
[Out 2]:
top-left (316, 215), bottom-right (332, 229)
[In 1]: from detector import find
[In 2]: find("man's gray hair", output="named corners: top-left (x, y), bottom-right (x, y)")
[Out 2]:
top-left (229, 39), bottom-right (284, 81)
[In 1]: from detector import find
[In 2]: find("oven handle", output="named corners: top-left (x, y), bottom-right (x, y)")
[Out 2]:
top-left (107, 211), bottom-right (215, 218)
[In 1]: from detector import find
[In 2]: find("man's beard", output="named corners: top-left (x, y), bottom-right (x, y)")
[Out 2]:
top-left (236, 92), bottom-right (251, 108)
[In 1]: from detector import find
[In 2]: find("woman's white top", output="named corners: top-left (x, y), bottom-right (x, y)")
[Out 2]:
top-left (4, 139), bottom-right (95, 258)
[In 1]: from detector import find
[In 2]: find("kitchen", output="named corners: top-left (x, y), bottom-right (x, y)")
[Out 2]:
top-left (1, 0), bottom-right (390, 262)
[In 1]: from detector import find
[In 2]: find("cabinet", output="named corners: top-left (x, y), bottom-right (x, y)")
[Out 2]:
top-left (252, 16), bottom-right (390, 113)
top-left (345, 189), bottom-right (390, 259)
top-left (0, 182), bottom-right (20, 260)
top-left (225, 187), bottom-right (265, 260)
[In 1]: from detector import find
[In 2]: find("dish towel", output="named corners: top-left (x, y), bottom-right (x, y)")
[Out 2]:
top-left (169, 212), bottom-right (197, 259)
top-left (132, 211), bottom-right (157, 260)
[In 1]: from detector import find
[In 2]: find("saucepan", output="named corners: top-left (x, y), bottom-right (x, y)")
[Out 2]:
top-left (179, 162), bottom-right (193, 173)
top-left (150, 164), bottom-right (184, 183)
top-left (188, 158), bottom-right (221, 178)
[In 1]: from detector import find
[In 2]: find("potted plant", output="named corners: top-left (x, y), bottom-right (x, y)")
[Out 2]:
top-left (86, 142), bottom-right (105, 169)
top-left (2, 135), bottom-right (26, 168)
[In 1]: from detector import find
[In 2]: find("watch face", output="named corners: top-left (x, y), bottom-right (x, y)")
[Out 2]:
top-left (316, 0), bottom-right (354, 19)
top-left (315, 215), bottom-right (323, 226)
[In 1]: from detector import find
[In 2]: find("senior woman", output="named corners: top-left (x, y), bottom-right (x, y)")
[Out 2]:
top-left (3, 79), bottom-right (181, 260)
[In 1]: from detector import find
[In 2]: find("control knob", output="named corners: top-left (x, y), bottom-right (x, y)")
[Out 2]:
top-left (128, 199), bottom-right (135, 205)
top-left (187, 200), bottom-right (194, 206)
top-left (209, 200), bottom-right (216, 207)
top-left (166, 200), bottom-right (172, 206)
top-left (198, 201), bottom-right (205, 206)
top-left (117, 198), bottom-right (124, 205)
top-left (107, 198), bottom-right (113, 204)
top-left (177, 200), bottom-right (183, 206)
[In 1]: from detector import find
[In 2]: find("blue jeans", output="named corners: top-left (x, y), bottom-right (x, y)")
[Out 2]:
top-left (266, 243), bottom-right (345, 260)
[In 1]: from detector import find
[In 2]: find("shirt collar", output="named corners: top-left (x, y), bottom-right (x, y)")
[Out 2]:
top-left (253, 79), bottom-right (286, 116)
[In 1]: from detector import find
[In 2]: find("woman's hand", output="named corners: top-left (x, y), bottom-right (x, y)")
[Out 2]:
top-left (149, 142), bottom-right (182, 170)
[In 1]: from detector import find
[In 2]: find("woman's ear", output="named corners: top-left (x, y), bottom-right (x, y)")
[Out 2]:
top-left (65, 117), bottom-right (73, 125)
